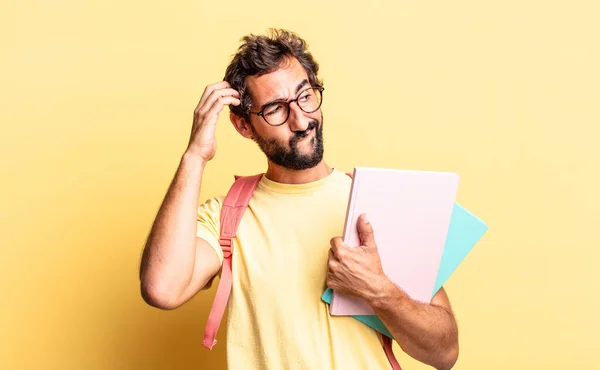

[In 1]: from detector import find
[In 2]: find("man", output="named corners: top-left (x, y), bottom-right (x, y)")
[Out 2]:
top-left (139, 29), bottom-right (459, 370)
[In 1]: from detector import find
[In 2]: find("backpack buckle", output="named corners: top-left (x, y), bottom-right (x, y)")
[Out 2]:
top-left (219, 238), bottom-right (233, 258)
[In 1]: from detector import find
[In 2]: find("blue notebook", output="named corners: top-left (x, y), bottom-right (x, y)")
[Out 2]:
top-left (321, 203), bottom-right (488, 338)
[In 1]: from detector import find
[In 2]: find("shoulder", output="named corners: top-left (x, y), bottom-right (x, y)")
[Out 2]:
top-left (198, 195), bottom-right (226, 217)
top-left (199, 173), bottom-right (265, 215)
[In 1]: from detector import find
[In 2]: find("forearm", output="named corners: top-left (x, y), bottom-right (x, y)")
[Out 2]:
top-left (139, 150), bottom-right (207, 304)
top-left (369, 279), bottom-right (459, 370)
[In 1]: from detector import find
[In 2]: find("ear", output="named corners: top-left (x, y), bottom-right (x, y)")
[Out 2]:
top-left (230, 112), bottom-right (254, 140)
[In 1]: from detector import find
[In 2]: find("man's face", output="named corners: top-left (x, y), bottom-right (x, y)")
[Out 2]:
top-left (245, 57), bottom-right (324, 170)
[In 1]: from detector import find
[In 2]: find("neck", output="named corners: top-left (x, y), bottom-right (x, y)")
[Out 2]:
top-left (264, 160), bottom-right (333, 184)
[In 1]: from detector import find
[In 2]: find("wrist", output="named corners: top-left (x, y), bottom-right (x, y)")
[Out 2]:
top-left (366, 275), bottom-right (403, 310)
top-left (182, 149), bottom-right (209, 168)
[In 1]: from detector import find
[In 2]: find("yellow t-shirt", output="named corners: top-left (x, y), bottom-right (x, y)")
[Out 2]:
top-left (196, 168), bottom-right (392, 370)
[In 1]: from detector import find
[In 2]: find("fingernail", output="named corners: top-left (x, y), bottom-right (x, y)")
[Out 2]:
top-left (362, 213), bottom-right (368, 223)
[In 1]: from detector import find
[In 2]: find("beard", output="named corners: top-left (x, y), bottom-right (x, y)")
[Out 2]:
top-left (251, 116), bottom-right (325, 171)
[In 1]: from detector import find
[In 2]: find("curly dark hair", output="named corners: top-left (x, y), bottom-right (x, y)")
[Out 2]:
top-left (224, 29), bottom-right (323, 119)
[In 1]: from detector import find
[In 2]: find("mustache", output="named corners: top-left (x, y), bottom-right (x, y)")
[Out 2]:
top-left (290, 120), bottom-right (320, 144)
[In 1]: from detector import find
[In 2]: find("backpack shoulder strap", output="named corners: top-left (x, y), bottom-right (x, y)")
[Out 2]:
top-left (219, 174), bottom-right (264, 253)
top-left (202, 173), bottom-right (263, 349)
top-left (383, 335), bottom-right (402, 370)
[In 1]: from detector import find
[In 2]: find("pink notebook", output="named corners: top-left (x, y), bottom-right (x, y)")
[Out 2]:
top-left (330, 167), bottom-right (460, 316)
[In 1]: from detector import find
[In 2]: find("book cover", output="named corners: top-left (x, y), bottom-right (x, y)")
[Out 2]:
top-left (330, 167), bottom-right (459, 316)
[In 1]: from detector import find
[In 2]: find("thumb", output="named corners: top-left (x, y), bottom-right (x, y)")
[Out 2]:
top-left (357, 213), bottom-right (376, 248)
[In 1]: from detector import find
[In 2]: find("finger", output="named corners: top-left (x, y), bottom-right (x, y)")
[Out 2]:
top-left (328, 248), bottom-right (338, 262)
top-left (197, 88), bottom-right (240, 118)
top-left (327, 249), bottom-right (338, 270)
top-left (197, 89), bottom-right (241, 119)
top-left (357, 213), bottom-right (376, 248)
top-left (204, 96), bottom-right (241, 119)
top-left (196, 81), bottom-right (233, 112)
top-left (326, 275), bottom-right (336, 290)
top-left (329, 237), bottom-right (345, 258)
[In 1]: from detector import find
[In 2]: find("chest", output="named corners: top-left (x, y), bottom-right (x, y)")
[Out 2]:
top-left (232, 189), bottom-right (349, 291)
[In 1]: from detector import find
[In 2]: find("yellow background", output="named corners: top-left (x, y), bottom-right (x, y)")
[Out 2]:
top-left (2, 0), bottom-right (599, 369)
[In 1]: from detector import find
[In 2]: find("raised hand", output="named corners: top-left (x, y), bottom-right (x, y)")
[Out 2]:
top-left (187, 81), bottom-right (241, 161)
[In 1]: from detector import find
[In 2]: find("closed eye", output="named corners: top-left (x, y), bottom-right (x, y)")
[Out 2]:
top-left (264, 104), bottom-right (283, 116)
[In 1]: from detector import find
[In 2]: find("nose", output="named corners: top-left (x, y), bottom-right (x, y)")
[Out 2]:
top-left (287, 102), bottom-right (311, 132)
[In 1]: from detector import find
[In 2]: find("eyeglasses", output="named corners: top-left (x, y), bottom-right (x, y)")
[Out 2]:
top-left (249, 87), bottom-right (324, 126)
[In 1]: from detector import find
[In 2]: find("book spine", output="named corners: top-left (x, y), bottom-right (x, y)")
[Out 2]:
top-left (331, 167), bottom-right (359, 313)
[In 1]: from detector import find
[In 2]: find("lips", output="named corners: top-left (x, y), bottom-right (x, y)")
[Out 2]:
top-left (297, 127), bottom-right (314, 141)
top-left (291, 125), bottom-right (316, 146)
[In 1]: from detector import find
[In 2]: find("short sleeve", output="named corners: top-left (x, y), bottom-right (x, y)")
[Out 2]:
top-left (196, 196), bottom-right (225, 266)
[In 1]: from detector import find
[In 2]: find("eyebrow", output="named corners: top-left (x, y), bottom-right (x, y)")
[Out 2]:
top-left (259, 79), bottom-right (310, 110)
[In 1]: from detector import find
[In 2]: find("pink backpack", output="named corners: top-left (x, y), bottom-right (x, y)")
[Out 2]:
top-left (201, 174), bottom-right (402, 370)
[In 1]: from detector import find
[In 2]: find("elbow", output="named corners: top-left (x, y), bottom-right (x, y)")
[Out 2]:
top-left (437, 343), bottom-right (459, 370)
top-left (140, 278), bottom-right (182, 310)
